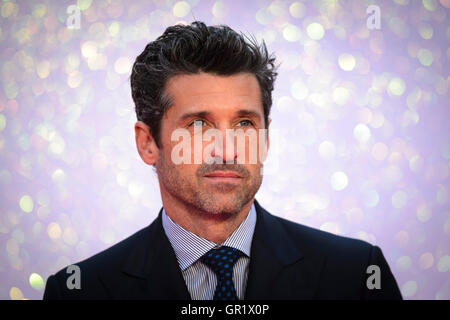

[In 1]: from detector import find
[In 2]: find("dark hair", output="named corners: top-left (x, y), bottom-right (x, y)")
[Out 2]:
top-left (131, 21), bottom-right (279, 148)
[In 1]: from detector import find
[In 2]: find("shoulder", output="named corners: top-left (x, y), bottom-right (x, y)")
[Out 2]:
top-left (278, 214), bottom-right (372, 254)
top-left (257, 203), bottom-right (374, 268)
top-left (44, 222), bottom-right (154, 299)
top-left (258, 200), bottom-right (373, 253)
top-left (69, 222), bottom-right (151, 272)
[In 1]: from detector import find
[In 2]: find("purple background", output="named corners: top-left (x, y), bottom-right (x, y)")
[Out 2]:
top-left (0, 0), bottom-right (449, 300)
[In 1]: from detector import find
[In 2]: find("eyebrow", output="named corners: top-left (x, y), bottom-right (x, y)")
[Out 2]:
top-left (178, 111), bottom-right (212, 123)
top-left (178, 109), bottom-right (262, 123)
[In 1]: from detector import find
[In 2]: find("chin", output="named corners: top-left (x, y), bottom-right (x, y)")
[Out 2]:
top-left (196, 195), bottom-right (249, 216)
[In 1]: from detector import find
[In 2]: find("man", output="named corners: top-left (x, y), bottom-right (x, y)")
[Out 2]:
top-left (43, 21), bottom-right (402, 300)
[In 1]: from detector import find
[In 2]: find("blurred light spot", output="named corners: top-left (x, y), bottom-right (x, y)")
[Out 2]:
top-left (76, 241), bottom-right (89, 257)
top-left (116, 171), bottom-right (129, 187)
top-left (435, 76), bottom-right (448, 95)
top-left (268, 2), bottom-right (285, 16)
top-left (422, 0), bottom-right (437, 11)
top-left (401, 109), bottom-right (420, 127)
top-left (108, 21), bottom-right (120, 36)
top-left (67, 70), bottom-right (83, 88)
top-left (173, 1), bottom-right (190, 18)
top-left (338, 53), bottom-right (356, 71)
top-left (440, 0), bottom-right (450, 8)
top-left (36, 61), bottom-right (50, 79)
top-left (47, 222), bottom-right (62, 240)
top-left (99, 229), bottom-right (115, 244)
top-left (63, 227), bottom-right (78, 246)
top-left (444, 218), bottom-right (450, 234)
top-left (333, 26), bottom-right (346, 40)
top-left (32, 3), bottom-right (46, 18)
top-left (51, 168), bottom-right (66, 184)
top-left (437, 184), bottom-right (448, 204)
top-left (81, 41), bottom-right (98, 59)
top-left (48, 136), bottom-right (65, 155)
top-left (19, 195), bottom-right (34, 213)
top-left (92, 152), bottom-right (109, 171)
top-left (283, 24), bottom-right (301, 42)
top-left (396, 256), bottom-right (412, 271)
top-left (402, 280), bottom-right (418, 297)
top-left (67, 53), bottom-right (80, 69)
top-left (255, 7), bottom-right (271, 25)
top-left (128, 181), bottom-right (144, 198)
top-left (37, 205), bottom-right (51, 220)
top-left (395, 230), bottom-right (409, 246)
top-left (9, 287), bottom-right (23, 300)
top-left (362, 188), bottom-right (379, 207)
top-left (332, 87), bottom-right (350, 105)
top-left (114, 56), bottom-right (132, 74)
top-left (392, 191), bottom-right (408, 208)
top-left (291, 80), bottom-right (309, 100)
top-left (409, 155), bottom-right (423, 172)
top-left (87, 53), bottom-right (108, 70)
top-left (212, 1), bottom-right (227, 18)
top-left (387, 77), bottom-right (406, 96)
top-left (1, 2), bottom-right (16, 18)
top-left (36, 189), bottom-right (50, 206)
top-left (318, 141), bottom-right (336, 160)
top-left (344, 207), bottom-right (363, 224)
top-left (356, 108), bottom-right (372, 123)
top-left (320, 221), bottom-right (340, 235)
top-left (18, 133), bottom-right (31, 151)
top-left (355, 231), bottom-right (370, 242)
top-left (419, 252), bottom-right (434, 269)
top-left (417, 48), bottom-right (433, 66)
top-left (4, 81), bottom-right (19, 99)
top-left (6, 238), bottom-right (19, 256)
top-left (276, 96), bottom-right (295, 113)
top-left (0, 113), bottom-right (6, 131)
top-left (417, 203), bottom-right (432, 222)
top-left (77, 0), bottom-right (92, 11)
top-left (29, 273), bottom-right (44, 291)
top-left (306, 22), bottom-right (325, 40)
top-left (289, 1), bottom-right (306, 18)
top-left (331, 171), bottom-right (348, 191)
top-left (372, 142), bottom-right (389, 161)
top-left (418, 23), bottom-right (433, 39)
top-left (32, 222), bottom-right (43, 236)
top-left (353, 123), bottom-right (371, 143)
top-left (12, 229), bottom-right (25, 244)
top-left (437, 255), bottom-right (450, 272)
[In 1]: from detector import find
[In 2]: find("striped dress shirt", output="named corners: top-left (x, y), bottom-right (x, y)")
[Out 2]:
top-left (161, 203), bottom-right (257, 300)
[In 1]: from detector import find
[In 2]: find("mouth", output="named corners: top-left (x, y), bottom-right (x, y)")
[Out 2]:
top-left (203, 171), bottom-right (243, 182)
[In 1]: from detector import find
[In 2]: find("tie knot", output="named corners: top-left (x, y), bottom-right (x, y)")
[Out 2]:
top-left (200, 246), bottom-right (244, 276)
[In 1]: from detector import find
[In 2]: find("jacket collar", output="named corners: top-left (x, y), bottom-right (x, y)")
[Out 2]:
top-left (116, 199), bottom-right (321, 299)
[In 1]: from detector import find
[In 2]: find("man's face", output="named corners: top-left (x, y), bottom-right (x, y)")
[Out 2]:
top-left (155, 72), bottom-right (269, 216)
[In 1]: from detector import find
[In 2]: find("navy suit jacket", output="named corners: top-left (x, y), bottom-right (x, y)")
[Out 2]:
top-left (43, 200), bottom-right (402, 299)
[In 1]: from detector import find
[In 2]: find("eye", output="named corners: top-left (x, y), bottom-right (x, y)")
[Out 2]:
top-left (190, 119), bottom-right (206, 127)
top-left (238, 120), bottom-right (253, 127)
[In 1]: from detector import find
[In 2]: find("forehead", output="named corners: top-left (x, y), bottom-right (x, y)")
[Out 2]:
top-left (163, 72), bottom-right (263, 116)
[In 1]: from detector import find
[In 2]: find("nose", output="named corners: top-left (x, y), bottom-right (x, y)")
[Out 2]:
top-left (210, 129), bottom-right (238, 164)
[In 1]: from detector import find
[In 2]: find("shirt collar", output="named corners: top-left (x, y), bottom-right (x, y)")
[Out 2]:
top-left (162, 203), bottom-right (257, 271)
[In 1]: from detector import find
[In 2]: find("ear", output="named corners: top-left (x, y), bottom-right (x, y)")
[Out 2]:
top-left (135, 121), bottom-right (159, 166)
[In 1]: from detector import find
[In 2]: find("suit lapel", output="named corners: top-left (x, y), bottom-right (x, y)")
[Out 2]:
top-left (245, 200), bottom-right (326, 299)
top-left (103, 201), bottom-right (325, 299)
top-left (119, 209), bottom-right (191, 300)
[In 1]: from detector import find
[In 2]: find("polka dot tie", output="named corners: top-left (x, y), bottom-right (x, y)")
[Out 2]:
top-left (200, 246), bottom-right (244, 300)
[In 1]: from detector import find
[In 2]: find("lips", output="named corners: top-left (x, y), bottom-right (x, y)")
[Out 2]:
top-left (204, 171), bottom-right (242, 178)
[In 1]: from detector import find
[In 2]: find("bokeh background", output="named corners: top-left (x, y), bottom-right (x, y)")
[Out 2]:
top-left (0, 0), bottom-right (449, 300)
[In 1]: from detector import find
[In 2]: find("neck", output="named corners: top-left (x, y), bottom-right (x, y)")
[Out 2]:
top-left (160, 191), bottom-right (253, 244)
